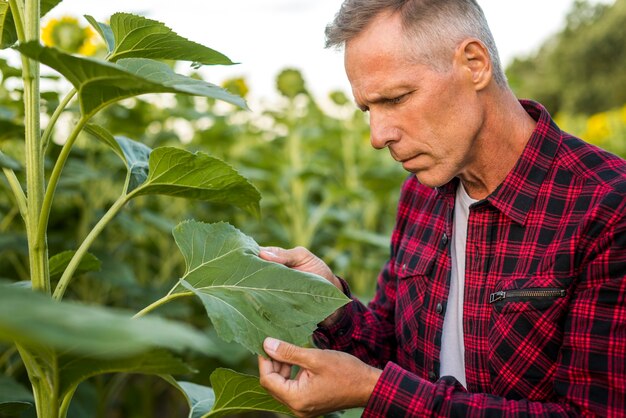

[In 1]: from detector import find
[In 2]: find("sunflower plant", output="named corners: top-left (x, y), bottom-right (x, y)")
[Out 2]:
top-left (0, 1), bottom-right (349, 417)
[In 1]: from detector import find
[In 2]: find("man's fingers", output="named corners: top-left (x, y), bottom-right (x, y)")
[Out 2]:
top-left (264, 337), bottom-right (314, 368)
top-left (259, 246), bottom-right (292, 265)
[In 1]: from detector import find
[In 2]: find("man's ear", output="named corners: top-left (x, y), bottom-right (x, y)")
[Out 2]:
top-left (455, 38), bottom-right (492, 91)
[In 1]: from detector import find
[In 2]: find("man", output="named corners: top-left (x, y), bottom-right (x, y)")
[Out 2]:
top-left (258, 0), bottom-right (626, 416)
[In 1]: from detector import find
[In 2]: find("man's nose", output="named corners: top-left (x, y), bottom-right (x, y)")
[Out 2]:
top-left (369, 110), bottom-right (398, 149)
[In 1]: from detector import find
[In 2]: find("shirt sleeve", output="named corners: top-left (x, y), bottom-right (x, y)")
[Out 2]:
top-left (313, 262), bottom-right (399, 370)
top-left (362, 192), bottom-right (626, 417)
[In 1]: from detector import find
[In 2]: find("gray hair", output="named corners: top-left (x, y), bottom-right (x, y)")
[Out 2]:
top-left (325, 0), bottom-right (507, 87)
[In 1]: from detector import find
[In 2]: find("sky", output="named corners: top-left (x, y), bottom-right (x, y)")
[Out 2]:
top-left (44, 0), bottom-right (613, 104)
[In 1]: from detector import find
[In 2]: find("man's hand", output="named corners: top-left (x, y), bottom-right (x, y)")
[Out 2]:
top-left (258, 337), bottom-right (382, 418)
top-left (259, 246), bottom-right (346, 327)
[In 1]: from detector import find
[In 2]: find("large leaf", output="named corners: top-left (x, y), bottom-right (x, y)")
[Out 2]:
top-left (132, 147), bottom-right (261, 216)
top-left (58, 349), bottom-right (194, 401)
top-left (84, 124), bottom-right (151, 192)
top-left (0, 375), bottom-right (33, 416)
top-left (14, 42), bottom-right (247, 116)
top-left (84, 15), bottom-right (115, 54)
top-left (1, 0), bottom-right (62, 48)
top-left (0, 283), bottom-right (211, 357)
top-left (106, 13), bottom-right (234, 66)
top-left (177, 368), bottom-right (292, 418)
top-left (49, 250), bottom-right (101, 280)
top-left (171, 221), bottom-right (350, 355)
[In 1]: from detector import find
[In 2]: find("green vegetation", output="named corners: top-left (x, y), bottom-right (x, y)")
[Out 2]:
top-left (0, 3), bottom-right (356, 417)
top-left (1, 0), bottom-right (623, 416)
top-left (507, 0), bottom-right (626, 115)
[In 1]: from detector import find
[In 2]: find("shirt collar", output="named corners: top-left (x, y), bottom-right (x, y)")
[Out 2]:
top-left (437, 100), bottom-right (563, 225)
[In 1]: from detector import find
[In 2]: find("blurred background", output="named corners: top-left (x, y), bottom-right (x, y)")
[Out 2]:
top-left (1, 0), bottom-right (625, 416)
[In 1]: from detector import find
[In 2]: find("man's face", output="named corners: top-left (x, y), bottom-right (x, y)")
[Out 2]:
top-left (344, 12), bottom-right (485, 188)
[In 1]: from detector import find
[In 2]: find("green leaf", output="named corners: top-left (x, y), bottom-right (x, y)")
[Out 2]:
top-left (0, 375), bottom-right (34, 416)
top-left (0, 283), bottom-right (211, 357)
top-left (84, 123), bottom-right (124, 160)
top-left (49, 250), bottom-right (102, 280)
top-left (58, 349), bottom-right (194, 401)
top-left (0, 1), bottom-right (16, 49)
top-left (14, 42), bottom-right (247, 116)
top-left (177, 381), bottom-right (215, 418)
top-left (132, 147), bottom-right (260, 216)
top-left (84, 124), bottom-right (152, 192)
top-left (1, 0), bottom-right (62, 48)
top-left (171, 221), bottom-right (350, 355)
top-left (177, 369), bottom-right (292, 418)
top-left (84, 15), bottom-right (115, 54)
top-left (0, 150), bottom-right (20, 170)
top-left (108, 13), bottom-right (234, 66)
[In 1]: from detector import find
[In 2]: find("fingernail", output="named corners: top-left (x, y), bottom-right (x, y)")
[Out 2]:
top-left (261, 250), bottom-right (277, 259)
top-left (264, 337), bottom-right (280, 353)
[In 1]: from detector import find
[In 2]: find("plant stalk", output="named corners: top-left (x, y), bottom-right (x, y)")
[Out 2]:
top-left (2, 167), bottom-right (28, 222)
top-left (133, 292), bottom-right (192, 318)
top-left (41, 88), bottom-right (78, 153)
top-left (18, 0), bottom-right (50, 294)
top-left (53, 192), bottom-right (129, 300)
top-left (38, 115), bottom-right (89, 258)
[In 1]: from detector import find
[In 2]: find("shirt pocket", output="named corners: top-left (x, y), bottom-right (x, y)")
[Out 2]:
top-left (394, 246), bottom-right (438, 359)
top-left (487, 279), bottom-right (570, 400)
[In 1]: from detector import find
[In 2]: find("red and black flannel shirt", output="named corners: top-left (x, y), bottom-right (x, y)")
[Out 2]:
top-left (314, 101), bottom-right (626, 417)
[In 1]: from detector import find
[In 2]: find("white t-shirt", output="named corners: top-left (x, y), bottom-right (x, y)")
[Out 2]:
top-left (439, 181), bottom-right (477, 388)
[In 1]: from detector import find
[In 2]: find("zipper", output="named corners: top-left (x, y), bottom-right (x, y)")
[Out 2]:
top-left (489, 288), bottom-right (566, 304)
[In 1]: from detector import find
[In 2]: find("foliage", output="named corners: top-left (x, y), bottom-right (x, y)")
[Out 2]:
top-left (0, 3), bottom-right (357, 418)
top-left (556, 104), bottom-right (626, 158)
top-left (506, 0), bottom-right (626, 115)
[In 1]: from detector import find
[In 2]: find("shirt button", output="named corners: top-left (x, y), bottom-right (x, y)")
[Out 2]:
top-left (402, 263), bottom-right (406, 273)
top-left (436, 303), bottom-right (444, 314)
top-left (441, 233), bottom-right (449, 246)
top-left (428, 371), bottom-right (438, 382)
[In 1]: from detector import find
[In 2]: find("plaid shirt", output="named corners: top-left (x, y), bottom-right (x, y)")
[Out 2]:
top-left (314, 101), bottom-right (626, 417)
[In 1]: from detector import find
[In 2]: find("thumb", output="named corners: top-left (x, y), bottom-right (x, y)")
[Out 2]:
top-left (264, 337), bottom-right (310, 366)
top-left (259, 246), bottom-right (288, 263)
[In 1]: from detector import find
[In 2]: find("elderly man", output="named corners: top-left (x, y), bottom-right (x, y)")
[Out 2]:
top-left (258, 0), bottom-right (626, 417)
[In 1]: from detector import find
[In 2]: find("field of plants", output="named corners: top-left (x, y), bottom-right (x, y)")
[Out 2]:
top-left (0, 2), bottom-right (405, 416)
top-left (1, 0), bottom-right (625, 417)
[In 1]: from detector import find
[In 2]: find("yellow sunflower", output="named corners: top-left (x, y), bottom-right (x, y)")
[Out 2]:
top-left (41, 16), bottom-right (102, 56)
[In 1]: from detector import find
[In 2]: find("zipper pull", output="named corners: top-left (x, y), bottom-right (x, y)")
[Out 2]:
top-left (489, 291), bottom-right (506, 304)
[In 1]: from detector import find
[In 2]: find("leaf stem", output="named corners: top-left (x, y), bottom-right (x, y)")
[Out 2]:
top-left (41, 88), bottom-right (77, 154)
top-left (7, 0), bottom-right (26, 43)
top-left (58, 386), bottom-right (77, 418)
top-left (133, 292), bottom-right (192, 318)
top-left (52, 192), bottom-right (129, 300)
top-left (2, 167), bottom-right (28, 222)
top-left (38, 115), bottom-right (89, 258)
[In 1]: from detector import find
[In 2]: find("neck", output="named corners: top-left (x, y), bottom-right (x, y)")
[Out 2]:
top-left (460, 88), bottom-right (536, 200)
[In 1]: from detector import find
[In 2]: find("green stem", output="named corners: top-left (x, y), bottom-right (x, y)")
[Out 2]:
top-left (2, 167), bottom-right (27, 222)
top-left (7, 0), bottom-right (26, 42)
top-left (133, 292), bottom-right (192, 318)
top-left (17, 344), bottom-right (59, 418)
top-left (19, 0), bottom-right (49, 293)
top-left (41, 88), bottom-right (78, 154)
top-left (52, 192), bottom-right (129, 300)
top-left (38, 115), bottom-right (89, 262)
top-left (58, 386), bottom-right (77, 418)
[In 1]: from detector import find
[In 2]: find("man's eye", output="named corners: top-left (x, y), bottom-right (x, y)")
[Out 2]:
top-left (387, 94), bottom-right (406, 104)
